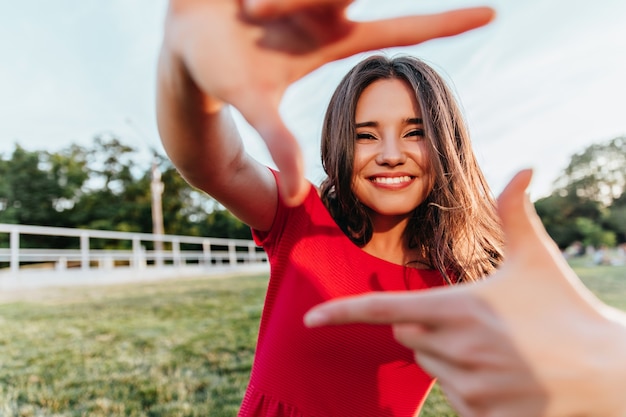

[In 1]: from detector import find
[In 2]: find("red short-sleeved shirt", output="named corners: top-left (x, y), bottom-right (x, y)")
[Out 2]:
top-left (239, 180), bottom-right (447, 417)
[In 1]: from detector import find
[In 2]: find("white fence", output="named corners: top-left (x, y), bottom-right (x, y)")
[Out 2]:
top-left (0, 223), bottom-right (268, 280)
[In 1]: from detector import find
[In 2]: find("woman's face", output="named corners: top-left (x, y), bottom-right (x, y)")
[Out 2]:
top-left (351, 78), bottom-right (433, 219)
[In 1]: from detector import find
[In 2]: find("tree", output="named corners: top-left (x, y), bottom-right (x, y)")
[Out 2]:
top-left (0, 144), bottom-right (91, 249)
top-left (0, 145), bottom-right (83, 227)
top-left (46, 143), bottom-right (91, 214)
top-left (535, 136), bottom-right (626, 249)
top-left (605, 192), bottom-right (626, 244)
top-left (202, 209), bottom-right (252, 240)
top-left (534, 192), bottom-right (604, 249)
top-left (574, 217), bottom-right (616, 248)
top-left (553, 136), bottom-right (626, 206)
top-left (0, 135), bottom-right (252, 244)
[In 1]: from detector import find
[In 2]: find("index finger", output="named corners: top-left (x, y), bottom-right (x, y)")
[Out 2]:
top-left (322, 7), bottom-right (496, 62)
top-left (237, 93), bottom-right (310, 206)
top-left (242, 0), bottom-right (351, 19)
top-left (304, 289), bottom-right (465, 328)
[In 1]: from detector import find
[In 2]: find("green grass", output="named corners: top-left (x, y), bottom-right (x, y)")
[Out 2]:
top-left (569, 257), bottom-right (626, 311)
top-left (0, 276), bottom-right (263, 417)
top-left (0, 261), bottom-right (624, 417)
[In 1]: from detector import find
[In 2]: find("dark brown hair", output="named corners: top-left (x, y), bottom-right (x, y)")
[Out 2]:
top-left (320, 55), bottom-right (503, 283)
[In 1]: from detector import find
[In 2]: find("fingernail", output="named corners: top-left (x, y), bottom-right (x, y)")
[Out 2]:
top-left (242, 0), bottom-right (272, 18)
top-left (303, 311), bottom-right (325, 327)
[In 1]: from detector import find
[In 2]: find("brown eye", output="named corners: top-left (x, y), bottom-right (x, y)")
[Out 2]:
top-left (356, 133), bottom-right (376, 140)
top-left (405, 129), bottom-right (425, 138)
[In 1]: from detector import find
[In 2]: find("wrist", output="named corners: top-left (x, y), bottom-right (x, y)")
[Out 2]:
top-left (612, 310), bottom-right (626, 417)
top-left (594, 307), bottom-right (626, 417)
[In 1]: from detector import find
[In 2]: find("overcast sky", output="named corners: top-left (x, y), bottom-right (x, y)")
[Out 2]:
top-left (1, 0), bottom-right (625, 200)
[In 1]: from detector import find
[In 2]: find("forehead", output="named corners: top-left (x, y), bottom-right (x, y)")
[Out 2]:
top-left (355, 78), bottom-right (421, 122)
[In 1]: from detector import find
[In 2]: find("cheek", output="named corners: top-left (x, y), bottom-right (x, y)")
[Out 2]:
top-left (416, 147), bottom-right (435, 192)
top-left (351, 147), bottom-right (370, 183)
top-left (414, 144), bottom-right (431, 172)
top-left (350, 152), bottom-right (363, 192)
top-left (352, 145), bottom-right (367, 167)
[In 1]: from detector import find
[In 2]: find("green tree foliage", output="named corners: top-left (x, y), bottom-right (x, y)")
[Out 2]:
top-left (0, 136), bottom-right (250, 248)
top-left (0, 144), bottom-right (91, 248)
top-left (202, 209), bottom-right (253, 240)
top-left (67, 133), bottom-right (148, 234)
top-left (574, 217), bottom-right (616, 248)
top-left (534, 191), bottom-right (605, 248)
top-left (553, 136), bottom-right (626, 206)
top-left (605, 193), bottom-right (626, 243)
top-left (536, 135), bottom-right (626, 248)
top-left (535, 195), bottom-right (580, 248)
top-left (0, 145), bottom-right (79, 227)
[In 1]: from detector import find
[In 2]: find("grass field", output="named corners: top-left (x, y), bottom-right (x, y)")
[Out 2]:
top-left (1, 260), bottom-right (625, 417)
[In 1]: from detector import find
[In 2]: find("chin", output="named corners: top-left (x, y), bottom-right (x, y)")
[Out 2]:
top-left (371, 206), bottom-right (417, 217)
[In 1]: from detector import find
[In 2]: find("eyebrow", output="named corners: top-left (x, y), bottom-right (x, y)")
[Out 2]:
top-left (355, 118), bottom-right (423, 128)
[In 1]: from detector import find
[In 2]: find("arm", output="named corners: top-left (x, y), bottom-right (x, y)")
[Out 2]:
top-left (156, 0), bottom-right (496, 212)
top-left (305, 169), bottom-right (626, 417)
top-left (156, 0), bottom-right (278, 230)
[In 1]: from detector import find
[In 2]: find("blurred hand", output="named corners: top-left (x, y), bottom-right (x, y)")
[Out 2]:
top-left (305, 169), bottom-right (626, 417)
top-left (164, 0), bottom-right (494, 205)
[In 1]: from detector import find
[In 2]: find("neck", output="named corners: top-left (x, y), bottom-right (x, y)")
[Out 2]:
top-left (361, 214), bottom-right (425, 267)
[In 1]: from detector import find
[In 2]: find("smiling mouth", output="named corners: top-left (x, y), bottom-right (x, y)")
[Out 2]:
top-left (369, 175), bottom-right (414, 185)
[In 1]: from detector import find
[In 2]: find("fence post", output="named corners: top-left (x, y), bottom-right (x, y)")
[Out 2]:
top-left (248, 242), bottom-right (256, 263)
top-left (80, 232), bottom-right (90, 270)
top-left (132, 236), bottom-right (144, 269)
top-left (10, 227), bottom-right (19, 274)
top-left (202, 239), bottom-right (211, 266)
top-left (229, 241), bottom-right (237, 265)
top-left (57, 257), bottom-right (67, 271)
top-left (155, 236), bottom-right (164, 268)
top-left (173, 238), bottom-right (181, 267)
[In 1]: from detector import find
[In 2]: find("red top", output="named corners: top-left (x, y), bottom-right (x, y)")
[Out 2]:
top-left (239, 180), bottom-right (447, 417)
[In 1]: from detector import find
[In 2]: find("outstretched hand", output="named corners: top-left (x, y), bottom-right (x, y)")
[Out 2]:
top-left (164, 0), bottom-right (494, 205)
top-left (305, 169), bottom-right (626, 417)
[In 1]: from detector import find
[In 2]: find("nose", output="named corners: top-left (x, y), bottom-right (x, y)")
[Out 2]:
top-left (376, 137), bottom-right (407, 166)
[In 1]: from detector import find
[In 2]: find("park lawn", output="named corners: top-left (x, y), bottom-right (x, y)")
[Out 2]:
top-left (570, 263), bottom-right (626, 311)
top-left (1, 263), bottom-right (625, 417)
top-left (0, 276), bottom-right (263, 417)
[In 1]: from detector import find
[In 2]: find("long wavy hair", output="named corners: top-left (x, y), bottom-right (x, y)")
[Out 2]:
top-left (320, 55), bottom-right (504, 283)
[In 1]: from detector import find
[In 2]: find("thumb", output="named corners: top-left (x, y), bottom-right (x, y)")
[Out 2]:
top-left (486, 170), bottom-right (606, 319)
top-left (496, 169), bottom-right (544, 255)
top-left (240, 95), bottom-right (309, 206)
top-left (495, 168), bottom-right (571, 279)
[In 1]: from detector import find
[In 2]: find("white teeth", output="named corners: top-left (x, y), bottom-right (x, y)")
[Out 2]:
top-left (371, 176), bottom-right (412, 184)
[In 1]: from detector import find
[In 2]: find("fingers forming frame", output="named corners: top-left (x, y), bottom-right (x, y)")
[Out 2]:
top-left (304, 288), bottom-right (468, 328)
top-left (321, 7), bottom-right (495, 62)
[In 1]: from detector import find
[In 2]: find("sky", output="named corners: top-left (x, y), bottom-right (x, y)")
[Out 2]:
top-left (1, 0), bottom-right (626, 201)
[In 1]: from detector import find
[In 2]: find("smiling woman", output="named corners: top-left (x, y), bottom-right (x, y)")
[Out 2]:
top-left (319, 55), bottom-right (502, 280)
top-left (155, 1), bottom-right (503, 415)
top-left (158, 11), bottom-right (502, 411)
